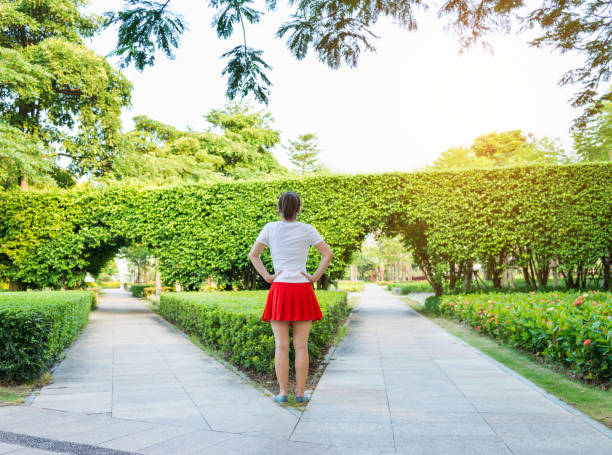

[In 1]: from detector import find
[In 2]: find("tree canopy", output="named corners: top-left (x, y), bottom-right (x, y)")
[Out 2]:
top-left (0, 0), bottom-right (133, 189)
top-left (431, 130), bottom-right (578, 169)
top-left (101, 0), bottom-right (612, 126)
top-left (105, 102), bottom-right (290, 186)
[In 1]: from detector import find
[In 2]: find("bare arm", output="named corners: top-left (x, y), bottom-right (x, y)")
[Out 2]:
top-left (248, 241), bottom-right (281, 283)
top-left (301, 241), bottom-right (334, 284)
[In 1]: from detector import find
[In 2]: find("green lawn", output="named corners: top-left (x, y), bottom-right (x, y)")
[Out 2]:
top-left (402, 296), bottom-right (612, 429)
top-left (0, 373), bottom-right (51, 405)
top-left (337, 280), bottom-right (365, 292)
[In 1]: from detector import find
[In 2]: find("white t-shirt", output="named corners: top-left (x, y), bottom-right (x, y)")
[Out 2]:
top-left (255, 220), bottom-right (325, 283)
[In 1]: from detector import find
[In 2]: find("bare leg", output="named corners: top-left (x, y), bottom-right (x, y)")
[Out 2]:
top-left (270, 321), bottom-right (290, 395)
top-left (292, 320), bottom-right (312, 396)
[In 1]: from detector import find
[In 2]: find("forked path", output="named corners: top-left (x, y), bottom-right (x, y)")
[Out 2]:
top-left (0, 286), bottom-right (610, 454)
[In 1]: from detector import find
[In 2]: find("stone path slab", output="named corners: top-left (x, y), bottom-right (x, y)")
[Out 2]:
top-left (1, 284), bottom-right (610, 454)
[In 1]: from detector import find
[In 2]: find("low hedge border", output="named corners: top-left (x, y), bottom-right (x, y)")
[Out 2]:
top-left (430, 291), bottom-right (612, 381)
top-left (0, 291), bottom-right (94, 383)
top-left (387, 282), bottom-right (435, 294)
top-left (159, 290), bottom-right (350, 374)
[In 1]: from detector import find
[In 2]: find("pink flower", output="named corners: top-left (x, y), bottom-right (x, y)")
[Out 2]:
top-left (477, 325), bottom-right (481, 331)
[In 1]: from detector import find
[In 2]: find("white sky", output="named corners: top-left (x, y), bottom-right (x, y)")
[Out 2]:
top-left (83, 0), bottom-right (585, 173)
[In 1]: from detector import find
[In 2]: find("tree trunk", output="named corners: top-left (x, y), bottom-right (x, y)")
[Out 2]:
top-left (349, 264), bottom-right (358, 281)
top-left (19, 174), bottom-right (29, 190)
top-left (449, 261), bottom-right (457, 292)
top-left (603, 254), bottom-right (611, 292)
top-left (9, 279), bottom-right (25, 291)
top-left (550, 259), bottom-right (559, 288)
top-left (155, 258), bottom-right (161, 296)
top-left (464, 260), bottom-right (473, 290)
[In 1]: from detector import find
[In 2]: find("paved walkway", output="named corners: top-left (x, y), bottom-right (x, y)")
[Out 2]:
top-left (1, 285), bottom-right (610, 454)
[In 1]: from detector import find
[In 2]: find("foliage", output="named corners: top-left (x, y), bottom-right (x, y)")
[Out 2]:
top-left (286, 133), bottom-right (324, 174)
top-left (431, 130), bottom-right (577, 170)
top-left (574, 96), bottom-right (612, 162)
top-left (387, 281), bottom-right (434, 294)
top-left (158, 290), bottom-right (349, 373)
top-left (102, 1), bottom-right (612, 125)
top-left (0, 290), bottom-right (93, 382)
top-left (0, 163), bottom-right (611, 296)
top-left (336, 280), bottom-right (365, 292)
top-left (433, 290), bottom-right (612, 381)
top-left (350, 235), bottom-right (414, 281)
top-left (105, 101), bottom-right (289, 186)
top-left (130, 283), bottom-right (154, 297)
top-left (0, 0), bottom-right (132, 187)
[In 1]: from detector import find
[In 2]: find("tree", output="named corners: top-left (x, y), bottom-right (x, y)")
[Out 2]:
top-left (431, 130), bottom-right (576, 169)
top-left (102, 1), bottom-right (612, 125)
top-left (104, 101), bottom-right (290, 185)
top-left (573, 97), bottom-right (612, 162)
top-left (286, 133), bottom-right (323, 174)
top-left (0, 0), bottom-right (132, 190)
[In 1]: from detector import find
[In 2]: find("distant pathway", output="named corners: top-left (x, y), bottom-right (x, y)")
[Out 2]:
top-left (0, 285), bottom-right (610, 454)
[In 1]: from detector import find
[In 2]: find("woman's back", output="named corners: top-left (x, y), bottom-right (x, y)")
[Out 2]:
top-left (256, 220), bottom-right (323, 283)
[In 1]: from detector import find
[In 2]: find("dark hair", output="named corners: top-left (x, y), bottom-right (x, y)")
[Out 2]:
top-left (277, 191), bottom-right (301, 220)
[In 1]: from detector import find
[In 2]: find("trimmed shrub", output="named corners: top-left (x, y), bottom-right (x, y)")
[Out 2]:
top-left (131, 284), bottom-right (154, 297)
top-left (159, 290), bottom-right (350, 373)
top-left (1, 163), bottom-right (610, 293)
top-left (0, 291), bottom-right (93, 382)
top-left (337, 280), bottom-right (365, 292)
top-left (435, 291), bottom-right (612, 381)
top-left (387, 282), bottom-right (435, 294)
top-left (100, 281), bottom-right (120, 289)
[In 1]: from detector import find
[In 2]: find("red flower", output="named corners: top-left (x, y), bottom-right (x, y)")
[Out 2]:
top-left (477, 325), bottom-right (481, 331)
top-left (583, 339), bottom-right (591, 346)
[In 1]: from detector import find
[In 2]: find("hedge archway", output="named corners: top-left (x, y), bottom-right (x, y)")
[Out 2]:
top-left (1, 163), bottom-right (611, 293)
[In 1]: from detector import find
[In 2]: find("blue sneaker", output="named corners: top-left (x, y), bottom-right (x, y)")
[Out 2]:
top-left (274, 394), bottom-right (288, 403)
top-left (295, 395), bottom-right (310, 404)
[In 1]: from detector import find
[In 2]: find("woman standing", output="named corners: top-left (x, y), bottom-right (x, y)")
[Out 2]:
top-left (248, 191), bottom-right (333, 404)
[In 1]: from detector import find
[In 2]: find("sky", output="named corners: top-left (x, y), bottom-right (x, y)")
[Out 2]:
top-left (83, 0), bottom-right (585, 174)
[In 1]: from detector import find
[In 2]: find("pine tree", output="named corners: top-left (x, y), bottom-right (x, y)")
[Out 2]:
top-left (286, 133), bottom-right (323, 174)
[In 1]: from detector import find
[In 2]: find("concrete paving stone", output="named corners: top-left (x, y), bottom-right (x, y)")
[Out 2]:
top-left (480, 411), bottom-right (581, 425)
top-left (489, 421), bottom-right (612, 455)
top-left (36, 384), bottom-right (112, 396)
top-left (393, 434), bottom-right (514, 455)
top-left (0, 442), bottom-right (22, 454)
top-left (192, 433), bottom-right (328, 455)
top-left (55, 419), bottom-right (157, 445)
top-left (32, 391), bottom-right (111, 414)
top-left (100, 424), bottom-right (194, 451)
top-left (291, 420), bottom-right (395, 451)
top-left (468, 396), bottom-right (572, 414)
top-left (137, 428), bottom-right (233, 455)
top-left (1, 448), bottom-right (71, 455)
top-left (300, 403), bottom-right (391, 423)
top-left (12, 413), bottom-right (116, 440)
top-left (308, 389), bottom-right (388, 406)
top-left (0, 409), bottom-right (86, 433)
top-left (391, 412), bottom-right (496, 436)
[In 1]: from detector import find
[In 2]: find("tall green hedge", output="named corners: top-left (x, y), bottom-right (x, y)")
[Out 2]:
top-left (0, 291), bottom-right (94, 382)
top-left (0, 163), bottom-right (611, 293)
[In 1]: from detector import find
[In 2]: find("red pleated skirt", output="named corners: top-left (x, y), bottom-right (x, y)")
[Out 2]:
top-left (262, 281), bottom-right (323, 326)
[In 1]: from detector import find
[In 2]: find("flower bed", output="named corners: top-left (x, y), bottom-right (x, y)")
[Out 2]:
top-left (159, 290), bottom-right (350, 374)
top-left (433, 291), bottom-right (612, 381)
top-left (0, 291), bottom-right (94, 382)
